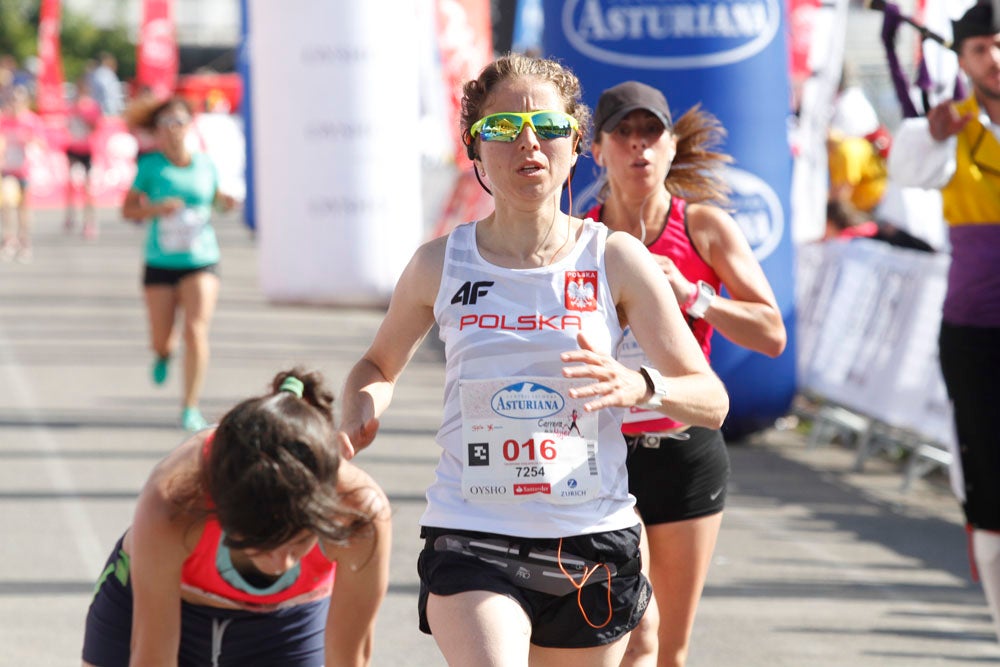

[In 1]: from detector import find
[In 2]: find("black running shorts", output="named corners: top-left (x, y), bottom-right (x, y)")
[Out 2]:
top-left (417, 524), bottom-right (650, 649)
top-left (626, 426), bottom-right (730, 525)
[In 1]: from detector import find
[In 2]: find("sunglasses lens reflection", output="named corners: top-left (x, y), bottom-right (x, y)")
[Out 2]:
top-left (479, 114), bottom-right (522, 142)
top-left (475, 112), bottom-right (576, 143)
top-left (531, 112), bottom-right (574, 140)
top-left (158, 118), bottom-right (188, 129)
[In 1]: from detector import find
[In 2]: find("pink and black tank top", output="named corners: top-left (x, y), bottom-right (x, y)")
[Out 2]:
top-left (587, 197), bottom-right (721, 433)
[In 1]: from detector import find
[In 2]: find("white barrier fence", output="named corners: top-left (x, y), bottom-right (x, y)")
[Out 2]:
top-left (796, 239), bottom-right (959, 490)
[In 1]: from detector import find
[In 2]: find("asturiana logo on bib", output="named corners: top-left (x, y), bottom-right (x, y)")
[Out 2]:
top-left (561, 0), bottom-right (780, 69)
top-left (724, 166), bottom-right (784, 262)
top-left (492, 382), bottom-right (566, 420)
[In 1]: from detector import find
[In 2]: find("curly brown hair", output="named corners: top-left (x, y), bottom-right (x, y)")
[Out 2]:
top-left (461, 52), bottom-right (591, 160)
top-left (126, 96), bottom-right (193, 131)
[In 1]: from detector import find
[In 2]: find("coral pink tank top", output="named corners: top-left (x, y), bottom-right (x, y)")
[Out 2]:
top-left (179, 432), bottom-right (336, 610)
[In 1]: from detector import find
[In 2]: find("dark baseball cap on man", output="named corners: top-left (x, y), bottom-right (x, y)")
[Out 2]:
top-left (593, 81), bottom-right (673, 134)
top-left (952, 2), bottom-right (999, 53)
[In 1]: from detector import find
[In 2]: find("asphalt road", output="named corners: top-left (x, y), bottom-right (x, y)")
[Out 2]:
top-left (0, 209), bottom-right (996, 666)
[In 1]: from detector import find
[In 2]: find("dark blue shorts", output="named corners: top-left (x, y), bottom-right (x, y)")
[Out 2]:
top-left (82, 535), bottom-right (329, 667)
top-left (417, 524), bottom-right (650, 649)
top-left (626, 426), bottom-right (730, 524)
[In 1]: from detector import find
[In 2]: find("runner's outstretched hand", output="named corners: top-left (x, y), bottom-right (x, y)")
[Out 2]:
top-left (561, 331), bottom-right (648, 412)
top-left (336, 417), bottom-right (380, 460)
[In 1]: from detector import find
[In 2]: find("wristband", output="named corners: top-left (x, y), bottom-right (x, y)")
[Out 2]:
top-left (637, 366), bottom-right (668, 410)
top-left (684, 280), bottom-right (716, 320)
top-left (681, 282), bottom-right (699, 313)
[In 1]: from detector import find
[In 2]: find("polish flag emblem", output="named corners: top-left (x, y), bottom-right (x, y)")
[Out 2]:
top-left (565, 271), bottom-right (597, 311)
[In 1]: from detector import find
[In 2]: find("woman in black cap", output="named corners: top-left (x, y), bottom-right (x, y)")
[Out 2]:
top-left (587, 81), bottom-right (786, 667)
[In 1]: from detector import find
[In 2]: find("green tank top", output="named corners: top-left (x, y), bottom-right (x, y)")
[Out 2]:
top-left (132, 152), bottom-right (221, 269)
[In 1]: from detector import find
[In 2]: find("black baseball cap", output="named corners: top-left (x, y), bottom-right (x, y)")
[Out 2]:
top-left (593, 81), bottom-right (672, 134)
top-left (952, 2), bottom-right (999, 53)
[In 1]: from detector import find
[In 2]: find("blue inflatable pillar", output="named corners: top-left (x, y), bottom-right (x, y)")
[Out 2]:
top-left (238, 0), bottom-right (255, 230)
top-left (543, 1), bottom-right (797, 435)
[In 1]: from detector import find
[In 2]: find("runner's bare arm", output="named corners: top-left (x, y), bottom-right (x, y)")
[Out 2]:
top-left (563, 231), bottom-right (728, 426)
top-left (322, 462), bottom-right (392, 667)
top-left (687, 203), bottom-right (786, 357)
top-left (338, 238), bottom-right (444, 458)
top-left (121, 189), bottom-right (183, 221)
top-left (125, 447), bottom-right (199, 666)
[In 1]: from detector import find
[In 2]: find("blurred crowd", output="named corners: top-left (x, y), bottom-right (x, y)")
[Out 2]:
top-left (0, 52), bottom-right (127, 261)
top-left (0, 52), bottom-right (237, 264)
top-left (821, 62), bottom-right (950, 254)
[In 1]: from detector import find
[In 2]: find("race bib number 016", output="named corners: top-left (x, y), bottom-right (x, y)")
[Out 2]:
top-left (459, 377), bottom-right (601, 505)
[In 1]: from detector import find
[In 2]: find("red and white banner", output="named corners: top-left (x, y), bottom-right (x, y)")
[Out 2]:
top-left (136, 0), bottom-right (178, 100)
top-left (26, 114), bottom-right (246, 210)
top-left (432, 0), bottom-right (495, 238)
top-left (36, 0), bottom-right (64, 116)
top-left (787, 0), bottom-right (821, 114)
top-left (25, 117), bottom-right (138, 209)
top-left (435, 0), bottom-right (492, 167)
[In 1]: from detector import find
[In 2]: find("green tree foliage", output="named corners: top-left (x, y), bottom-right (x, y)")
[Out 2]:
top-left (0, 0), bottom-right (37, 62)
top-left (61, 13), bottom-right (136, 84)
top-left (0, 0), bottom-right (135, 85)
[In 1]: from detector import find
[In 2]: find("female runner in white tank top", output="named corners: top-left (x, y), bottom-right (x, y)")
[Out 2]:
top-left (338, 54), bottom-right (729, 667)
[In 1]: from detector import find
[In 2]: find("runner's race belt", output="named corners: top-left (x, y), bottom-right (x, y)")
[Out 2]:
top-left (429, 532), bottom-right (639, 597)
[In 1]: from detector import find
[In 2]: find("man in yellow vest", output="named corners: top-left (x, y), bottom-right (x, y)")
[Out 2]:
top-left (889, 1), bottom-right (1000, 643)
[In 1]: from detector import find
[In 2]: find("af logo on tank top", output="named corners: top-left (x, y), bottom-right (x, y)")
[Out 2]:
top-left (460, 377), bottom-right (601, 504)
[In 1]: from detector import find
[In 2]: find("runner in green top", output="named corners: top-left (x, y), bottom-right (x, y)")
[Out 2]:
top-left (122, 97), bottom-right (236, 431)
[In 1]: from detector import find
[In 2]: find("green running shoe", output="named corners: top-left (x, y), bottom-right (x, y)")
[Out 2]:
top-left (151, 356), bottom-right (169, 385)
top-left (181, 407), bottom-right (208, 432)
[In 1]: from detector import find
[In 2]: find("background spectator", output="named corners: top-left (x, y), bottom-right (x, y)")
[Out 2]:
top-left (90, 52), bottom-right (124, 117)
top-left (0, 85), bottom-right (44, 263)
top-left (63, 74), bottom-right (102, 239)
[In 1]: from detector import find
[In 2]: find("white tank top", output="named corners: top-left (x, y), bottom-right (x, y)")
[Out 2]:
top-left (421, 219), bottom-right (638, 537)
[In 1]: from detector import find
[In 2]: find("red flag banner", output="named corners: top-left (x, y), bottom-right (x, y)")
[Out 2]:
top-left (432, 0), bottom-right (494, 238)
top-left (787, 0), bottom-right (822, 114)
top-left (136, 0), bottom-right (178, 100)
top-left (36, 0), bottom-right (64, 116)
top-left (435, 0), bottom-right (493, 168)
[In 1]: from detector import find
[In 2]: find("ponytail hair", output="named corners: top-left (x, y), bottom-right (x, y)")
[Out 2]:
top-left (664, 104), bottom-right (732, 208)
top-left (200, 367), bottom-right (373, 551)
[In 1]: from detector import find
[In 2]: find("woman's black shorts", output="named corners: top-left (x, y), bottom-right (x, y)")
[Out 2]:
top-left (66, 150), bottom-right (92, 171)
top-left (417, 524), bottom-right (650, 649)
top-left (625, 426), bottom-right (730, 525)
top-left (143, 263), bottom-right (218, 287)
